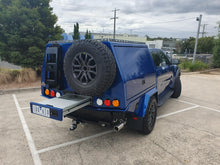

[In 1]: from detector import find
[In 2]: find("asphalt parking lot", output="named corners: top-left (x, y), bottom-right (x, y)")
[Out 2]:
top-left (0, 73), bottom-right (220, 165)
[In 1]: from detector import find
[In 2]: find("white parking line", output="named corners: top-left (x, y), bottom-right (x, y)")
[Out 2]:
top-left (37, 104), bottom-right (200, 154)
top-left (199, 105), bottom-right (220, 113)
top-left (175, 99), bottom-right (198, 106)
top-left (176, 99), bottom-right (220, 113)
top-left (21, 107), bottom-right (30, 110)
top-left (157, 105), bottom-right (199, 119)
top-left (15, 96), bottom-right (220, 157)
top-left (13, 94), bottom-right (42, 165)
top-left (37, 130), bottom-right (114, 154)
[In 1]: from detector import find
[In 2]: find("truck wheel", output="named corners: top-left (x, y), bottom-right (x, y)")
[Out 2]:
top-left (171, 77), bottom-right (181, 98)
top-left (63, 40), bottom-right (116, 96)
top-left (142, 97), bottom-right (157, 135)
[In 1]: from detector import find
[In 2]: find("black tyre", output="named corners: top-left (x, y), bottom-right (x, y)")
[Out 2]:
top-left (63, 40), bottom-right (116, 96)
top-left (142, 97), bottom-right (157, 135)
top-left (171, 77), bottom-right (182, 98)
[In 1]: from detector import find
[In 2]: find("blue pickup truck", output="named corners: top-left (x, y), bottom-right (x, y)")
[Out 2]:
top-left (30, 39), bottom-right (181, 135)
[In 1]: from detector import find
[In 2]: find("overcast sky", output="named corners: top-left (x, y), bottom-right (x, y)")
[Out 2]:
top-left (50, 0), bottom-right (220, 38)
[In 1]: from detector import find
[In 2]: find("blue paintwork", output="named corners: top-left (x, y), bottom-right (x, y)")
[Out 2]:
top-left (149, 48), bottom-right (178, 100)
top-left (36, 41), bottom-right (180, 120)
top-left (131, 87), bottom-right (157, 117)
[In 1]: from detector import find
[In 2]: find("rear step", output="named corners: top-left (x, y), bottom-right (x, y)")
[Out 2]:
top-left (30, 94), bottom-right (91, 121)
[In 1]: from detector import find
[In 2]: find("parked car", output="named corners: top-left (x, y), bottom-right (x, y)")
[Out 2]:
top-left (30, 39), bottom-right (181, 135)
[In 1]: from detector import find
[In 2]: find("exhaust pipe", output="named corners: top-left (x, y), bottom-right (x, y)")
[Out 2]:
top-left (114, 121), bottom-right (126, 132)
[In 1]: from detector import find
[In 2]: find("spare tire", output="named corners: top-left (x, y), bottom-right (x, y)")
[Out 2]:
top-left (63, 40), bottom-right (116, 96)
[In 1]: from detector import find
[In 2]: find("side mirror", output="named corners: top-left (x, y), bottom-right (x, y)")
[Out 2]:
top-left (160, 61), bottom-right (167, 67)
top-left (171, 59), bottom-right (179, 65)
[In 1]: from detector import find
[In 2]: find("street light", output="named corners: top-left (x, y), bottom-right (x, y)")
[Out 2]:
top-left (192, 14), bottom-right (202, 64)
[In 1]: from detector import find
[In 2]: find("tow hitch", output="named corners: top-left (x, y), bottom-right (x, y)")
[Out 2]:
top-left (70, 119), bottom-right (80, 131)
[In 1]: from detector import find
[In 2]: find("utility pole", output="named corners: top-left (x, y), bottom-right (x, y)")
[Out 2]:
top-left (193, 14), bottom-right (202, 64)
top-left (111, 8), bottom-right (119, 39)
top-left (201, 24), bottom-right (208, 37)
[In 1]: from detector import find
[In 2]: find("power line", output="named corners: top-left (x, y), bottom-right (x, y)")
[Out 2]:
top-left (111, 8), bottom-right (119, 39)
top-left (147, 17), bottom-right (195, 24)
top-left (118, 17), bottom-right (195, 32)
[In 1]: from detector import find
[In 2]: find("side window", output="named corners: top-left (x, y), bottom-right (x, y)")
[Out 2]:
top-left (159, 51), bottom-right (171, 66)
top-left (151, 51), bottom-right (161, 67)
top-left (151, 50), bottom-right (171, 67)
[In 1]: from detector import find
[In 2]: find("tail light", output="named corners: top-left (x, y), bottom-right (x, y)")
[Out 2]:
top-left (112, 100), bottom-right (120, 107)
top-left (96, 98), bottom-right (103, 106)
top-left (104, 99), bottom-right (111, 106)
top-left (50, 90), bottom-right (55, 97)
top-left (45, 89), bottom-right (50, 96)
top-left (56, 92), bottom-right (61, 97)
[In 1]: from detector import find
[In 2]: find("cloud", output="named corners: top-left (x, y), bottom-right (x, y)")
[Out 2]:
top-left (122, 0), bottom-right (220, 15)
top-left (50, 0), bottom-right (220, 38)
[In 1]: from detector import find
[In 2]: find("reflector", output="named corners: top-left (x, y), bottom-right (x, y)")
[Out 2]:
top-left (96, 98), bottom-right (103, 106)
top-left (45, 89), bottom-right (49, 95)
top-left (133, 117), bottom-right (138, 120)
top-left (56, 92), bottom-right (61, 97)
top-left (50, 90), bottom-right (55, 97)
top-left (104, 99), bottom-right (111, 106)
top-left (112, 100), bottom-right (119, 107)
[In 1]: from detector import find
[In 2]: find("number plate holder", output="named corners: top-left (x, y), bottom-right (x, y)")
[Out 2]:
top-left (30, 94), bottom-right (91, 121)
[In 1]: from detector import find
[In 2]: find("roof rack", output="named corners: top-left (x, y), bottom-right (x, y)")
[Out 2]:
top-left (48, 38), bottom-right (146, 45)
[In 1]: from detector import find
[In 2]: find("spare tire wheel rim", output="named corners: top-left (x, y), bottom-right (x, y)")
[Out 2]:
top-left (72, 52), bottom-right (97, 85)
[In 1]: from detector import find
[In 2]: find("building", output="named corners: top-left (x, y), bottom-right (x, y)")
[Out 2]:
top-left (68, 32), bottom-right (147, 43)
top-left (91, 33), bottom-right (147, 43)
top-left (145, 40), bottom-right (163, 49)
top-left (162, 40), bottom-right (178, 54)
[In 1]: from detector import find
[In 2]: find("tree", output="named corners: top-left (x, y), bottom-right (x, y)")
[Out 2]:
top-left (0, 0), bottom-right (63, 69)
top-left (197, 37), bottom-right (215, 54)
top-left (85, 29), bottom-right (91, 39)
top-left (175, 41), bottom-right (182, 53)
top-left (73, 22), bottom-right (80, 40)
top-left (213, 23), bottom-right (220, 68)
top-left (213, 37), bottom-right (220, 68)
top-left (145, 34), bottom-right (150, 41)
top-left (180, 37), bottom-right (195, 54)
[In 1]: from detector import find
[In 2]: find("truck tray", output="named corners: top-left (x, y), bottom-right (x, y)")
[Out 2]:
top-left (30, 94), bottom-right (91, 121)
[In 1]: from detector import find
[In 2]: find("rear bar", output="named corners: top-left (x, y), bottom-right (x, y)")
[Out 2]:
top-left (30, 94), bottom-right (91, 121)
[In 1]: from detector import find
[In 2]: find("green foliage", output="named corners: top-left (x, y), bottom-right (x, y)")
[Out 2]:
top-left (85, 29), bottom-right (91, 39)
top-left (176, 37), bottom-right (215, 54)
top-left (189, 61), bottom-right (209, 71)
top-left (197, 37), bottom-right (215, 54)
top-left (212, 23), bottom-right (220, 68)
top-left (73, 22), bottom-right (80, 40)
top-left (213, 36), bottom-right (220, 68)
top-left (178, 60), bottom-right (192, 70)
top-left (174, 41), bottom-right (182, 53)
top-left (0, 0), bottom-right (64, 69)
top-left (179, 60), bottom-right (209, 72)
top-left (180, 37), bottom-right (195, 54)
